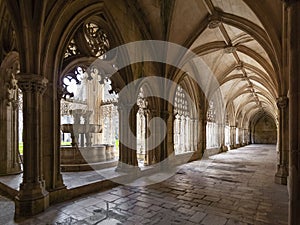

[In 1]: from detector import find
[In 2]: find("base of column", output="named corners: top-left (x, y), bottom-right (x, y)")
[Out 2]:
top-left (15, 182), bottom-right (49, 218)
top-left (114, 162), bottom-right (141, 185)
top-left (54, 173), bottom-right (66, 190)
top-left (275, 165), bottom-right (288, 185)
top-left (220, 145), bottom-right (228, 152)
top-left (229, 145), bottom-right (235, 150)
top-left (115, 161), bottom-right (140, 173)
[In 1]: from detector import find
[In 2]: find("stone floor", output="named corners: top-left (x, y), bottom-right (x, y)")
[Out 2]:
top-left (0, 144), bottom-right (288, 225)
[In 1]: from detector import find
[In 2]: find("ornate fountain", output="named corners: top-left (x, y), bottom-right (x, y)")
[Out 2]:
top-left (60, 109), bottom-right (116, 171)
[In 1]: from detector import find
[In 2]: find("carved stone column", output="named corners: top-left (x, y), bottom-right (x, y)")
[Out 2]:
top-left (177, 116), bottom-right (182, 153)
top-left (144, 109), bottom-right (159, 165)
top-left (275, 96), bottom-right (289, 185)
top-left (243, 128), bottom-right (248, 145)
top-left (195, 119), bottom-right (201, 153)
top-left (185, 117), bottom-right (190, 152)
top-left (115, 104), bottom-right (139, 172)
top-left (287, 1), bottom-right (300, 224)
top-left (218, 123), bottom-right (227, 152)
top-left (230, 126), bottom-right (236, 149)
top-left (15, 74), bottom-right (49, 217)
top-left (190, 118), bottom-right (195, 152)
top-left (71, 109), bottom-right (83, 147)
top-left (160, 110), bottom-right (170, 161)
top-left (238, 128), bottom-right (242, 147)
top-left (83, 110), bottom-right (93, 147)
top-left (202, 120), bottom-right (207, 153)
top-left (0, 70), bottom-right (22, 175)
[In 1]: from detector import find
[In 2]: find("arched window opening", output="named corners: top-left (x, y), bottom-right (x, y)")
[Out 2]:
top-left (60, 66), bottom-right (90, 147)
top-left (136, 87), bottom-right (148, 165)
top-left (206, 101), bottom-right (219, 149)
top-left (60, 64), bottom-right (119, 171)
top-left (224, 113), bottom-right (230, 147)
top-left (100, 78), bottom-right (119, 157)
top-left (173, 85), bottom-right (195, 155)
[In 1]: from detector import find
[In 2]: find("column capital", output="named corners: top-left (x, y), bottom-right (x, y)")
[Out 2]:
top-left (16, 74), bottom-right (48, 94)
top-left (277, 96), bottom-right (288, 109)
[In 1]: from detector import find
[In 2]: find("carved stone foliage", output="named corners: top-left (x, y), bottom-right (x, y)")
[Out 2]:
top-left (0, 62), bottom-right (20, 108)
top-left (17, 75), bottom-right (48, 94)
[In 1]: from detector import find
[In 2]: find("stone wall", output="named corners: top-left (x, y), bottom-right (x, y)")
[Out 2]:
top-left (253, 116), bottom-right (277, 144)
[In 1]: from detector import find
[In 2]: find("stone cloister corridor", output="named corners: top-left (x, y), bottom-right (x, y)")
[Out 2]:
top-left (0, 145), bottom-right (288, 224)
top-left (0, 0), bottom-right (300, 224)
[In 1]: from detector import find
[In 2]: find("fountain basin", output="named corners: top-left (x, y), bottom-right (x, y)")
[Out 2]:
top-left (61, 124), bottom-right (102, 133)
top-left (61, 145), bottom-right (116, 171)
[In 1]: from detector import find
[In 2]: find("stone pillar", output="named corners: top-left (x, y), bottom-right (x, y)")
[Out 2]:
top-left (287, 1), bottom-right (300, 224)
top-left (181, 116), bottom-right (185, 151)
top-left (237, 127), bottom-right (242, 147)
top-left (230, 126), bottom-right (236, 149)
top-left (218, 123), bottom-right (227, 152)
top-left (144, 109), bottom-right (158, 165)
top-left (185, 117), bottom-right (190, 152)
top-left (196, 118), bottom-right (202, 154)
top-left (83, 110), bottom-right (93, 147)
top-left (15, 75), bottom-right (49, 217)
top-left (206, 121), bottom-right (210, 148)
top-left (0, 70), bottom-right (22, 175)
top-left (275, 96), bottom-right (289, 185)
top-left (177, 116), bottom-right (182, 153)
top-left (160, 110), bottom-right (170, 161)
top-left (143, 110), bottom-right (148, 165)
top-left (243, 128), bottom-right (248, 145)
top-left (115, 104), bottom-right (139, 171)
top-left (244, 129), bottom-right (248, 144)
top-left (71, 109), bottom-right (82, 147)
top-left (173, 115), bottom-right (178, 153)
top-left (190, 119), bottom-right (195, 152)
top-left (40, 81), bottom-right (65, 193)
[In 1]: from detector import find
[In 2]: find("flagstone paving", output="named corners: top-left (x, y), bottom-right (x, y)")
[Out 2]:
top-left (0, 145), bottom-right (288, 225)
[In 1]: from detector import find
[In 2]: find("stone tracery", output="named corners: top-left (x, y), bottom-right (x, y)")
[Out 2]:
top-left (173, 85), bottom-right (196, 155)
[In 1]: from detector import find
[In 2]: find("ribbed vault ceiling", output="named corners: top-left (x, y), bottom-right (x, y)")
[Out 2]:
top-left (137, 0), bottom-right (279, 127)
top-left (191, 0), bottom-right (277, 126)
top-left (1, 0), bottom-right (280, 128)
